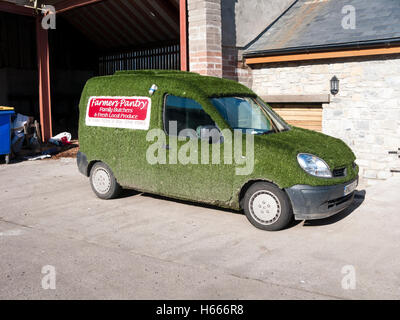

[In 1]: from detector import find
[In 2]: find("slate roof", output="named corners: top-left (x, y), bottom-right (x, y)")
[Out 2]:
top-left (244, 0), bottom-right (400, 56)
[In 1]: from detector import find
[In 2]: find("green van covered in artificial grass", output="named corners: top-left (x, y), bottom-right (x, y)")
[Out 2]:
top-left (77, 70), bottom-right (358, 231)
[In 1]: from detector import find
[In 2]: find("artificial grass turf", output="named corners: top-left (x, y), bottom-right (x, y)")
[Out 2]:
top-left (114, 70), bottom-right (200, 76)
top-left (78, 70), bottom-right (358, 209)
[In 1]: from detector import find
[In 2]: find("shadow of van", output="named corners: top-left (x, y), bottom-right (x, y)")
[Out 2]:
top-left (122, 189), bottom-right (241, 214)
top-left (117, 188), bottom-right (366, 228)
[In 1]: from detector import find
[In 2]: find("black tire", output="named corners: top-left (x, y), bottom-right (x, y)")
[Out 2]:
top-left (243, 182), bottom-right (293, 231)
top-left (89, 162), bottom-right (121, 200)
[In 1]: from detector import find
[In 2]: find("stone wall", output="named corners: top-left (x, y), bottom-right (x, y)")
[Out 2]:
top-left (251, 54), bottom-right (400, 186)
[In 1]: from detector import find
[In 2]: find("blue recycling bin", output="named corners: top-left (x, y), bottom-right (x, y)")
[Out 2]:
top-left (0, 109), bottom-right (14, 164)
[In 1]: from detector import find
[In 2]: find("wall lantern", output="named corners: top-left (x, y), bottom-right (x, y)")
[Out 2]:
top-left (330, 76), bottom-right (339, 95)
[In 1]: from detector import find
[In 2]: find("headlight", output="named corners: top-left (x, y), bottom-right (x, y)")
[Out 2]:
top-left (297, 153), bottom-right (332, 178)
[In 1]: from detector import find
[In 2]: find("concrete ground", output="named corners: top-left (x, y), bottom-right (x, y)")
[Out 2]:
top-left (0, 158), bottom-right (399, 300)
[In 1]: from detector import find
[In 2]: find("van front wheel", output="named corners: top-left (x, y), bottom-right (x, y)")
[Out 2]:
top-left (243, 182), bottom-right (293, 231)
top-left (90, 162), bottom-right (121, 200)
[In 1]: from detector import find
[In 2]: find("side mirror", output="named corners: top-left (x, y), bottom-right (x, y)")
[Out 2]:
top-left (196, 125), bottom-right (223, 144)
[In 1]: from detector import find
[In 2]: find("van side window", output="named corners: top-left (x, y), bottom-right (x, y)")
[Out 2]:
top-left (164, 95), bottom-right (215, 136)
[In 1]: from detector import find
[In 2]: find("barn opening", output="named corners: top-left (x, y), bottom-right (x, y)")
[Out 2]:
top-left (0, 0), bottom-right (185, 140)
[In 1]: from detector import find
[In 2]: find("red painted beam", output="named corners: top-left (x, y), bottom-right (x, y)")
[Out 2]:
top-left (36, 16), bottom-right (52, 142)
top-left (55, 0), bottom-right (103, 13)
top-left (179, 0), bottom-right (188, 71)
top-left (0, 1), bottom-right (35, 16)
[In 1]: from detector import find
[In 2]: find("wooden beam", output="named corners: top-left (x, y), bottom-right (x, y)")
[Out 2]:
top-left (246, 46), bottom-right (400, 65)
top-left (152, 0), bottom-right (179, 25)
top-left (0, 1), bottom-right (35, 16)
top-left (140, 0), bottom-right (178, 37)
top-left (55, 0), bottom-right (103, 14)
top-left (180, 0), bottom-right (188, 71)
top-left (167, 0), bottom-right (179, 10)
top-left (36, 16), bottom-right (52, 142)
top-left (262, 94), bottom-right (330, 104)
top-left (122, 0), bottom-right (168, 41)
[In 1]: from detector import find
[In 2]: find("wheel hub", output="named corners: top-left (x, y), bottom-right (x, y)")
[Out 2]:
top-left (249, 191), bottom-right (281, 225)
top-left (92, 168), bottom-right (111, 194)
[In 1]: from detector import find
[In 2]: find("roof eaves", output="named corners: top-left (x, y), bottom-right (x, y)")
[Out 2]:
top-left (244, 38), bottom-right (400, 58)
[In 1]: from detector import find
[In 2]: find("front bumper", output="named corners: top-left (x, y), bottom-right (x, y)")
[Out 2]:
top-left (285, 177), bottom-right (358, 221)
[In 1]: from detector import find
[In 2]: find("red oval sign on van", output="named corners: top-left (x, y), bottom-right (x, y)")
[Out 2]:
top-left (85, 96), bottom-right (151, 130)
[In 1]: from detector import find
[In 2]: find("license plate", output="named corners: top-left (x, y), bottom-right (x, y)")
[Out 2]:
top-left (344, 180), bottom-right (358, 196)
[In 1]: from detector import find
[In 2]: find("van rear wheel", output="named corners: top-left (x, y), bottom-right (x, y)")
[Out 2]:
top-left (90, 162), bottom-right (121, 199)
top-left (243, 182), bottom-right (293, 231)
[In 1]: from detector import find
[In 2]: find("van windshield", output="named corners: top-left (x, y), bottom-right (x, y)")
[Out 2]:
top-left (210, 97), bottom-right (289, 134)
